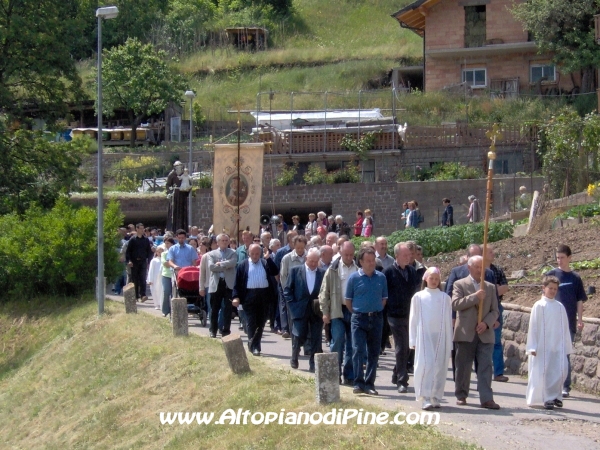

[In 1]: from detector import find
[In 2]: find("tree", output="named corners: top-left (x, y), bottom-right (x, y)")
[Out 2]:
top-left (0, 0), bottom-right (85, 125)
top-left (512, 0), bottom-right (600, 93)
top-left (99, 38), bottom-right (187, 147)
top-left (538, 108), bottom-right (600, 197)
top-left (0, 125), bottom-right (89, 215)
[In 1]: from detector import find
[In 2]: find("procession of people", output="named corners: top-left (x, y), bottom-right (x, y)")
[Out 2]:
top-left (117, 202), bottom-right (587, 412)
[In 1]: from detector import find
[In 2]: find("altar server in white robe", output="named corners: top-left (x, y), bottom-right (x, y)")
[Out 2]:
top-left (526, 275), bottom-right (573, 410)
top-left (409, 267), bottom-right (453, 410)
top-left (146, 247), bottom-right (165, 310)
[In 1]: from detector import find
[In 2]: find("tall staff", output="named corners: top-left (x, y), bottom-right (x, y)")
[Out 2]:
top-left (235, 112), bottom-right (241, 239)
top-left (479, 123), bottom-right (502, 323)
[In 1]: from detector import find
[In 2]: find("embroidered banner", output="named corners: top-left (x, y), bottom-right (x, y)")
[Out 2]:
top-left (212, 143), bottom-right (264, 238)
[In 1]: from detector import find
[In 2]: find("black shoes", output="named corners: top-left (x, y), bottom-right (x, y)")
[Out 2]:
top-left (353, 387), bottom-right (364, 395)
top-left (252, 349), bottom-right (261, 356)
top-left (290, 358), bottom-right (299, 369)
top-left (209, 332), bottom-right (217, 338)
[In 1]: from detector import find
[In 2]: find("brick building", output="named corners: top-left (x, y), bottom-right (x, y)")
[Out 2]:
top-left (392, 0), bottom-right (581, 95)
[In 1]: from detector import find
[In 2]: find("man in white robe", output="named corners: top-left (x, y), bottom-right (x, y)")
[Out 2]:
top-left (526, 276), bottom-right (573, 409)
top-left (409, 267), bottom-right (453, 409)
top-left (146, 249), bottom-right (164, 310)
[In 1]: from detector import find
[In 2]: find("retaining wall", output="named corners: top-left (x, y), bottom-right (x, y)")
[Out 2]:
top-left (502, 303), bottom-right (600, 394)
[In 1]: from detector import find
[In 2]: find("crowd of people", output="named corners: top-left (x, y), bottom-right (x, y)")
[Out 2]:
top-left (114, 212), bottom-right (586, 412)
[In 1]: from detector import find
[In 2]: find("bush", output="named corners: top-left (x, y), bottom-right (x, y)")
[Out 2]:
top-left (332, 163), bottom-right (360, 184)
top-left (430, 162), bottom-right (484, 181)
top-left (352, 222), bottom-right (514, 258)
top-left (276, 163), bottom-right (298, 186)
top-left (395, 162), bottom-right (484, 182)
top-left (110, 156), bottom-right (167, 192)
top-left (558, 203), bottom-right (600, 219)
top-left (303, 164), bottom-right (330, 185)
top-left (0, 199), bottom-right (123, 297)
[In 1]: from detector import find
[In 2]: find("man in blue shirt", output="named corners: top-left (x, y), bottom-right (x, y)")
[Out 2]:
top-left (545, 244), bottom-right (587, 397)
top-left (346, 246), bottom-right (388, 396)
top-left (167, 229), bottom-right (199, 270)
top-left (165, 229), bottom-right (198, 316)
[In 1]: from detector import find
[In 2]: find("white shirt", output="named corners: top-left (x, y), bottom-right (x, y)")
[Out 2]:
top-left (469, 275), bottom-right (480, 290)
top-left (305, 263), bottom-right (317, 293)
top-left (339, 261), bottom-right (358, 299)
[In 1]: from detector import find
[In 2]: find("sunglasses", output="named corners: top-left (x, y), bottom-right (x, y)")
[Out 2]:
top-left (253, 239), bottom-right (260, 242)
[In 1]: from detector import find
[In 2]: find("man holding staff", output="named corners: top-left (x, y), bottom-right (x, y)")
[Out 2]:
top-left (452, 255), bottom-right (500, 409)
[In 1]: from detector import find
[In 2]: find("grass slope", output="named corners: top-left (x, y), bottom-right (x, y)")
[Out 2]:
top-left (183, 0), bottom-right (420, 111)
top-left (0, 297), bottom-right (473, 450)
top-left (78, 0), bottom-right (420, 112)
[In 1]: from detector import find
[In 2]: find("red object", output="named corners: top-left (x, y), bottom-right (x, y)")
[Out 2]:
top-left (177, 266), bottom-right (200, 292)
top-left (354, 218), bottom-right (363, 236)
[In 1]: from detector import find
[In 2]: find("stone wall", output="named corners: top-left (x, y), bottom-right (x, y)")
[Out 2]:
top-left (502, 303), bottom-right (600, 394)
top-left (73, 176), bottom-right (544, 235)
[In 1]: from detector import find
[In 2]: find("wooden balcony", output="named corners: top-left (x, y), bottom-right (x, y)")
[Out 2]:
top-left (404, 123), bottom-right (533, 148)
top-left (255, 123), bottom-right (536, 154)
top-left (257, 126), bottom-right (402, 155)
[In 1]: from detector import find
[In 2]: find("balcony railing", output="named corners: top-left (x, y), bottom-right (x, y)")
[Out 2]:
top-left (255, 123), bottom-right (536, 154)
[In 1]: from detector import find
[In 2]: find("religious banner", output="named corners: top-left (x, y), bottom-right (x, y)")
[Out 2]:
top-left (212, 143), bottom-right (265, 238)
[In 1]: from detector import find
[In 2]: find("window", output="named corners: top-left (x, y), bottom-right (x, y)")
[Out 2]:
top-left (170, 116), bottom-right (181, 142)
top-left (530, 65), bottom-right (556, 83)
top-left (462, 68), bottom-right (487, 88)
top-left (360, 159), bottom-right (375, 183)
top-left (464, 5), bottom-right (486, 48)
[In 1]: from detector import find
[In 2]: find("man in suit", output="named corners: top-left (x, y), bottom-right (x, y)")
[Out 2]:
top-left (284, 247), bottom-right (325, 372)
top-left (452, 255), bottom-right (500, 409)
top-left (207, 233), bottom-right (238, 338)
top-left (441, 198), bottom-right (454, 227)
top-left (232, 244), bottom-right (279, 356)
top-left (446, 243), bottom-right (498, 379)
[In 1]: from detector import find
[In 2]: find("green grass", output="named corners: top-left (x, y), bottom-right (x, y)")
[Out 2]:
top-left (0, 296), bottom-right (475, 449)
top-left (177, 0), bottom-right (420, 75)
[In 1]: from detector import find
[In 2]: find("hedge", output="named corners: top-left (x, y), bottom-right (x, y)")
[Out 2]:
top-left (0, 199), bottom-right (123, 297)
top-left (351, 221), bottom-right (514, 257)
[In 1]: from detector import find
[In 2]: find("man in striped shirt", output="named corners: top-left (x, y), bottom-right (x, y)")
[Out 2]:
top-left (232, 244), bottom-right (279, 356)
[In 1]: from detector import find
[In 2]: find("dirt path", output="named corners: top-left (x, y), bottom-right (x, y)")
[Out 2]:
top-left (115, 296), bottom-right (600, 450)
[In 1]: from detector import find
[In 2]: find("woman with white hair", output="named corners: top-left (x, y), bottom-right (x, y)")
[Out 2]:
top-left (467, 195), bottom-right (481, 223)
top-left (409, 267), bottom-right (453, 410)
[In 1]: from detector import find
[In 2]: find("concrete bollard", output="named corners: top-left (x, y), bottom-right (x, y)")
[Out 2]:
top-left (221, 334), bottom-right (251, 374)
top-left (123, 283), bottom-right (137, 314)
top-left (315, 353), bottom-right (340, 404)
top-left (171, 297), bottom-right (188, 336)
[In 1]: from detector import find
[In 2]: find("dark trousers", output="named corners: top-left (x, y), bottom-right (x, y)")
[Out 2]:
top-left (210, 279), bottom-right (232, 335)
top-left (244, 288), bottom-right (269, 352)
top-left (330, 306), bottom-right (354, 381)
top-left (388, 316), bottom-right (410, 387)
top-left (277, 283), bottom-right (289, 333)
top-left (131, 260), bottom-right (147, 299)
top-left (351, 311), bottom-right (383, 390)
top-left (564, 331), bottom-right (575, 392)
top-left (381, 308), bottom-right (390, 352)
top-left (455, 335), bottom-right (494, 403)
top-left (291, 311), bottom-right (324, 368)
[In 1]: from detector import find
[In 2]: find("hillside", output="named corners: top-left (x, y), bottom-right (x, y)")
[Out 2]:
top-left (428, 222), bottom-right (600, 318)
top-left (79, 0), bottom-right (420, 113)
top-left (183, 0), bottom-right (420, 112)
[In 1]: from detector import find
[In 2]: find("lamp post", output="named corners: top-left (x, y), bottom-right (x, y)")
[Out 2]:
top-left (96, 6), bottom-right (119, 315)
top-left (184, 90), bottom-right (196, 231)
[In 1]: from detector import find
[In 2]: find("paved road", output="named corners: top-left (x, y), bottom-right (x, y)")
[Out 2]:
top-left (110, 295), bottom-right (600, 450)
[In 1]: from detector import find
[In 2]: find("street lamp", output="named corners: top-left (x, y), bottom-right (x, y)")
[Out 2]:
top-left (96, 5), bottom-right (119, 315)
top-left (184, 90), bottom-right (196, 231)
